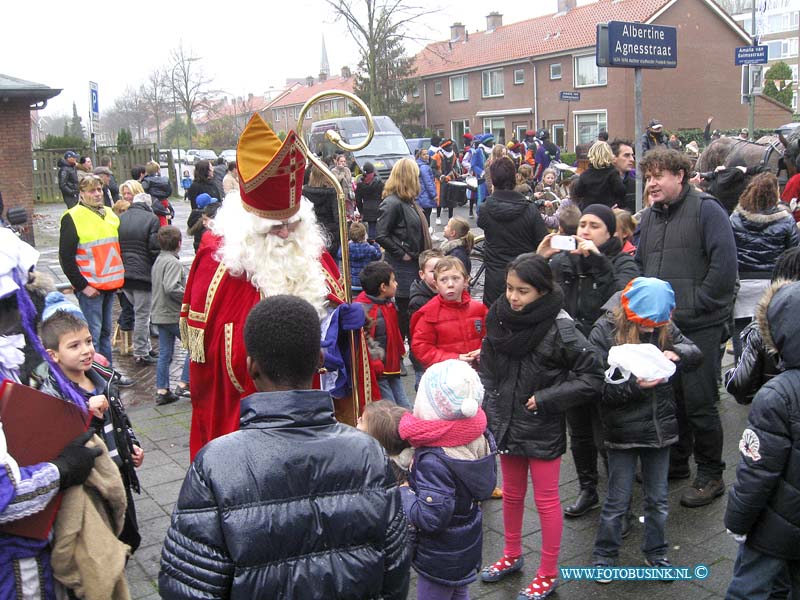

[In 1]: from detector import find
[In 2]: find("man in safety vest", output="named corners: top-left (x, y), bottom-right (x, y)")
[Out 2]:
top-left (58, 174), bottom-right (126, 365)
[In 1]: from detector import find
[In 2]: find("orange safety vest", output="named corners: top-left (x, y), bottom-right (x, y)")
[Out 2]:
top-left (65, 204), bottom-right (125, 291)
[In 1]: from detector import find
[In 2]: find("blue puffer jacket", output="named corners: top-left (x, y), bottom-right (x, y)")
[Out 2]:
top-left (725, 280), bottom-right (800, 560)
top-left (730, 205), bottom-right (800, 274)
top-left (417, 158), bottom-right (438, 210)
top-left (159, 390), bottom-right (410, 599)
top-left (401, 432), bottom-right (497, 586)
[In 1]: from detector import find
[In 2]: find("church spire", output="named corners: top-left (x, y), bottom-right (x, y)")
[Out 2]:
top-left (320, 35), bottom-right (330, 79)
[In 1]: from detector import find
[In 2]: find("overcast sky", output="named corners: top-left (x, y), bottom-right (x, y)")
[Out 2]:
top-left (8, 0), bottom-right (592, 121)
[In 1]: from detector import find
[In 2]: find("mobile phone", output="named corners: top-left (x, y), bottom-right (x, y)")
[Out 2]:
top-left (551, 235), bottom-right (577, 251)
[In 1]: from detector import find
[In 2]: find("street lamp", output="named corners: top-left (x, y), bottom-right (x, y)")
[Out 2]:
top-left (170, 64), bottom-right (183, 166)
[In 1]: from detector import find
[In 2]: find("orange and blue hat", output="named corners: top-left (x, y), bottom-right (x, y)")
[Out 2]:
top-left (621, 277), bottom-right (675, 328)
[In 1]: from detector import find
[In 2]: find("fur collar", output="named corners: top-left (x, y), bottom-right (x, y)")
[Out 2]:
top-left (756, 279), bottom-right (792, 356)
top-left (733, 205), bottom-right (791, 224)
top-left (439, 237), bottom-right (465, 253)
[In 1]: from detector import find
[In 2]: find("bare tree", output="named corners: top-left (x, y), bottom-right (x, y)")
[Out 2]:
top-left (109, 87), bottom-right (149, 141)
top-left (169, 43), bottom-right (212, 149)
top-left (141, 68), bottom-right (170, 147)
top-left (325, 0), bottom-right (433, 115)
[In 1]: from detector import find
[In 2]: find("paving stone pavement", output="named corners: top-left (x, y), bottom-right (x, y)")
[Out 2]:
top-left (31, 199), bottom-right (749, 599)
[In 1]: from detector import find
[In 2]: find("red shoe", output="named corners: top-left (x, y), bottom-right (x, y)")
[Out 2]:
top-left (517, 574), bottom-right (558, 599)
top-left (480, 555), bottom-right (524, 582)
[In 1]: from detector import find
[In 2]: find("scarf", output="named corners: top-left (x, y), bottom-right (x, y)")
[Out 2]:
top-left (79, 199), bottom-right (106, 218)
top-left (485, 287), bottom-right (564, 358)
top-left (411, 202), bottom-right (433, 251)
top-left (399, 409), bottom-right (487, 448)
top-left (355, 291), bottom-right (404, 374)
top-left (598, 235), bottom-right (622, 257)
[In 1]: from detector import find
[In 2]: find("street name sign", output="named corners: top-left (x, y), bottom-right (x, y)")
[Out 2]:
top-left (735, 45), bottom-right (768, 66)
top-left (559, 91), bottom-right (581, 101)
top-left (596, 21), bottom-right (678, 69)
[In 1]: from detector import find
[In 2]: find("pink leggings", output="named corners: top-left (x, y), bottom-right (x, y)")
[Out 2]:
top-left (500, 454), bottom-right (563, 578)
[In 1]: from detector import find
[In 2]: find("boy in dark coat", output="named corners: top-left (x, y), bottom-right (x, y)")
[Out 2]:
top-left (159, 295), bottom-right (410, 599)
top-left (725, 279), bottom-right (800, 599)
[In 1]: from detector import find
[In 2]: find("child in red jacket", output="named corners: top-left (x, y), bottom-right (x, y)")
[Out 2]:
top-left (411, 256), bottom-right (488, 370)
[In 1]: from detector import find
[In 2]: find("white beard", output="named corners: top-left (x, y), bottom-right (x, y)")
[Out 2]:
top-left (212, 194), bottom-right (330, 317)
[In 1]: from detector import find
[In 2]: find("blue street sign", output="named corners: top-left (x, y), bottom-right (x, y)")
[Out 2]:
top-left (735, 45), bottom-right (768, 66)
top-left (600, 21), bottom-right (678, 69)
top-left (89, 82), bottom-right (99, 118)
top-left (559, 91), bottom-right (581, 102)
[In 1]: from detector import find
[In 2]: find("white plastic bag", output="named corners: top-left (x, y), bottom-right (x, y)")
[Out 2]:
top-left (604, 343), bottom-right (676, 384)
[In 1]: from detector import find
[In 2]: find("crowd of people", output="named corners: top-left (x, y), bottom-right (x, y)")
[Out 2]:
top-left (2, 111), bottom-right (799, 600)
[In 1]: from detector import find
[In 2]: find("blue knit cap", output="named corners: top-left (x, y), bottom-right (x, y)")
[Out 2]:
top-left (621, 277), bottom-right (675, 327)
top-left (42, 291), bottom-right (86, 322)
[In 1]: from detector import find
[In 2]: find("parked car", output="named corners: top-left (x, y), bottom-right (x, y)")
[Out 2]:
top-left (184, 149), bottom-right (218, 165)
top-left (220, 149), bottom-right (237, 163)
top-left (405, 138), bottom-right (430, 154)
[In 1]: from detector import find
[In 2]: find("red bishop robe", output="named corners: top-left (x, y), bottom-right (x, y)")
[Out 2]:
top-left (180, 234), bottom-right (376, 460)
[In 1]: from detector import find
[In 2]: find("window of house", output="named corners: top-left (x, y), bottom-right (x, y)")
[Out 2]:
top-left (514, 124), bottom-right (528, 141)
top-left (552, 124), bottom-right (565, 148)
top-left (483, 117), bottom-right (506, 145)
top-left (482, 69), bottom-right (504, 97)
top-left (514, 69), bottom-right (525, 85)
top-left (550, 63), bottom-right (562, 80)
top-left (574, 111), bottom-right (608, 146)
top-left (450, 75), bottom-right (469, 101)
top-left (434, 81), bottom-right (442, 95)
top-left (273, 110), bottom-right (280, 122)
top-left (574, 55), bottom-right (607, 87)
top-left (451, 119), bottom-right (470, 142)
top-left (412, 86), bottom-right (420, 98)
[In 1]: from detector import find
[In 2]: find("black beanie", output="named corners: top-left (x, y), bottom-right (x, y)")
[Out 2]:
top-left (581, 204), bottom-right (616, 236)
top-left (430, 135), bottom-right (442, 147)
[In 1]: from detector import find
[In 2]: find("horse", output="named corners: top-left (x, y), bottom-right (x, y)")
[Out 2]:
top-left (695, 136), bottom-right (785, 175)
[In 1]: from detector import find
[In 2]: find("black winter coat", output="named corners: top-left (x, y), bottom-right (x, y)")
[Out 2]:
top-left (57, 158), bottom-right (79, 205)
top-left (725, 280), bottom-right (800, 560)
top-left (550, 237), bottom-right (640, 336)
top-left (303, 185), bottom-right (341, 255)
top-left (477, 190), bottom-right (548, 306)
top-left (572, 166), bottom-right (626, 210)
top-left (724, 319), bottom-right (782, 405)
top-left (142, 174), bottom-right (172, 201)
top-left (730, 205), bottom-right (800, 275)
top-left (355, 173), bottom-right (384, 222)
top-left (480, 308), bottom-right (603, 459)
top-left (159, 390), bottom-right (410, 599)
top-left (589, 302), bottom-right (702, 449)
top-left (118, 203), bottom-right (160, 288)
top-left (186, 180), bottom-right (222, 210)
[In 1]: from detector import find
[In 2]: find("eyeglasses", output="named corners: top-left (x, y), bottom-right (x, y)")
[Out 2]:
top-left (269, 220), bottom-right (301, 234)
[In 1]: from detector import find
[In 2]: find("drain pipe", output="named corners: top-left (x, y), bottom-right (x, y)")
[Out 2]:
top-left (529, 58), bottom-right (538, 129)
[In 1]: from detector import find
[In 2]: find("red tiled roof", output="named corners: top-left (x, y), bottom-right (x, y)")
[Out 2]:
top-left (267, 76), bottom-right (355, 109)
top-left (413, 0), bottom-right (672, 77)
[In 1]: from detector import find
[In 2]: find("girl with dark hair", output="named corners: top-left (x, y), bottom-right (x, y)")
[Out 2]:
top-left (303, 165), bottom-right (340, 257)
top-left (186, 160), bottom-right (222, 210)
top-left (730, 171), bottom-right (800, 361)
top-left (479, 253), bottom-right (602, 600)
top-left (477, 158), bottom-right (548, 307)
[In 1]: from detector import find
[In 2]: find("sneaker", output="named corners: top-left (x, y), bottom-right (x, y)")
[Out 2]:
top-left (134, 355), bottom-right (158, 366)
top-left (680, 477), bottom-right (725, 508)
top-left (155, 391), bottom-right (179, 406)
top-left (148, 349), bottom-right (159, 358)
top-left (174, 385), bottom-right (191, 398)
top-left (594, 563), bottom-right (613, 584)
top-left (645, 557), bottom-right (674, 583)
top-left (116, 374), bottom-right (135, 387)
top-left (435, 217), bottom-right (441, 225)
top-left (480, 555), bottom-right (524, 583)
top-left (517, 575), bottom-right (558, 599)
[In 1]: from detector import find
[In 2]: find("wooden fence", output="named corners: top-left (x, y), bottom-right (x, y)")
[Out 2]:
top-left (33, 144), bottom-right (159, 203)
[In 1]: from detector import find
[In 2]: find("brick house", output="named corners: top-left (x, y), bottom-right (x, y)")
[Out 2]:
top-left (412, 0), bottom-right (792, 151)
top-left (0, 75), bottom-right (60, 245)
top-left (263, 69), bottom-right (355, 138)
